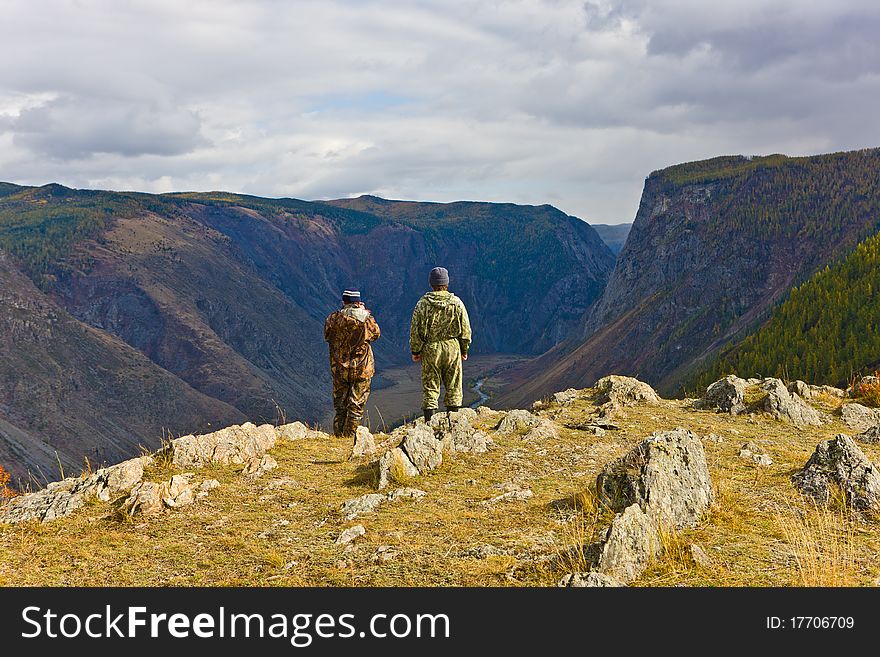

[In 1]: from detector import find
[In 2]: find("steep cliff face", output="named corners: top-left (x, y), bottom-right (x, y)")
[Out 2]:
top-left (499, 149), bottom-right (880, 405)
top-left (0, 185), bottom-right (614, 479)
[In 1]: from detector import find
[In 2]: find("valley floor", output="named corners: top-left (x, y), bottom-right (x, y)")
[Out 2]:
top-left (2, 384), bottom-right (878, 587)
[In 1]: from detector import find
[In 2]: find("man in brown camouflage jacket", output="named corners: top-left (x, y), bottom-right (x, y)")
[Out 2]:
top-left (324, 290), bottom-right (381, 437)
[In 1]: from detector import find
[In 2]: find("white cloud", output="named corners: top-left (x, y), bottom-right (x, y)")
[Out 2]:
top-left (0, 0), bottom-right (878, 223)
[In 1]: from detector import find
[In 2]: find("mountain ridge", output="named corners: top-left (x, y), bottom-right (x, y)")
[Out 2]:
top-left (0, 183), bottom-right (615, 480)
top-left (497, 148), bottom-right (880, 407)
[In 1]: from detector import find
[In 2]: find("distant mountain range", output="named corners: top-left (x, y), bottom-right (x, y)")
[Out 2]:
top-left (6, 147), bottom-right (880, 483)
top-left (0, 185), bottom-right (614, 481)
top-left (591, 223), bottom-right (632, 255)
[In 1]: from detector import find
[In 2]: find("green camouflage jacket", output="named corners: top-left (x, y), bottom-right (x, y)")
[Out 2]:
top-left (410, 291), bottom-right (472, 355)
top-left (324, 304), bottom-right (380, 381)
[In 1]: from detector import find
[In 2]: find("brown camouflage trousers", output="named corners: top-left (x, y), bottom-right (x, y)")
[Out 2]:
top-left (332, 376), bottom-right (371, 437)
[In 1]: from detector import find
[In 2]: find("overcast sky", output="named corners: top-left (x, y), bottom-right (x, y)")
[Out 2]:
top-left (1, 0), bottom-right (878, 224)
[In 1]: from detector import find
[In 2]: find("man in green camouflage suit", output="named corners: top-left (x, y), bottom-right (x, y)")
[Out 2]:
top-left (410, 267), bottom-right (472, 422)
top-left (324, 290), bottom-right (381, 437)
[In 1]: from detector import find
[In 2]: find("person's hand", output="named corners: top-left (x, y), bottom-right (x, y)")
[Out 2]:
top-left (412, 354), bottom-right (421, 362)
top-left (461, 353), bottom-right (468, 361)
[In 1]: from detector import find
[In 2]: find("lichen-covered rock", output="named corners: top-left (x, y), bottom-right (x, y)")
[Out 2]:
top-left (387, 487), bottom-right (427, 501)
top-left (788, 380), bottom-right (813, 399)
top-left (341, 493), bottom-right (386, 520)
top-left (496, 409), bottom-right (542, 434)
top-left (125, 481), bottom-right (168, 516)
top-left (402, 424), bottom-right (445, 472)
top-left (816, 385), bottom-right (847, 399)
top-left (336, 525), bottom-right (366, 545)
top-left (348, 426), bottom-right (377, 459)
top-left (594, 375), bottom-right (660, 407)
top-left (759, 378), bottom-right (823, 427)
top-left (792, 434), bottom-right (880, 510)
top-left (430, 412), bottom-right (492, 453)
top-left (551, 388), bottom-right (580, 406)
top-left (855, 426), bottom-right (880, 445)
top-left (276, 421), bottom-right (309, 442)
top-left (163, 474), bottom-right (195, 508)
top-left (377, 448), bottom-right (419, 490)
top-left (0, 456), bottom-right (150, 524)
top-left (596, 427), bottom-right (713, 529)
top-left (522, 419), bottom-right (559, 441)
top-left (243, 454), bottom-right (278, 478)
top-left (558, 572), bottom-right (626, 587)
top-left (596, 504), bottom-right (660, 583)
top-left (171, 422), bottom-right (277, 468)
top-left (701, 375), bottom-right (747, 414)
top-left (840, 403), bottom-right (880, 432)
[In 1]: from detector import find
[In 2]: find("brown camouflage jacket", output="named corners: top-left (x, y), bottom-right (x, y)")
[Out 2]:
top-left (324, 304), bottom-right (381, 381)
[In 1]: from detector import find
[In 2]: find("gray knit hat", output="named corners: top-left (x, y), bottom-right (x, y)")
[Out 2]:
top-left (429, 267), bottom-right (449, 286)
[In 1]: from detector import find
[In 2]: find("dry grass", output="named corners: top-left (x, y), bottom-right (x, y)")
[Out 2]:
top-left (773, 491), bottom-right (860, 587)
top-left (3, 390), bottom-right (880, 587)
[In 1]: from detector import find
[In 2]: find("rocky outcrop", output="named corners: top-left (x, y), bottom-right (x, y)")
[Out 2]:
top-left (701, 375), bottom-right (747, 414)
top-left (0, 456), bottom-right (150, 524)
top-left (585, 428), bottom-right (713, 583)
top-left (558, 572), bottom-right (625, 587)
top-left (595, 504), bottom-right (660, 582)
top-left (171, 422), bottom-right (277, 468)
top-left (377, 448), bottom-right (420, 490)
top-left (700, 376), bottom-right (823, 427)
top-left (792, 434), bottom-right (880, 510)
top-left (341, 487), bottom-right (428, 520)
top-left (276, 422), bottom-right (309, 442)
top-left (243, 454), bottom-right (278, 478)
top-left (430, 411), bottom-right (492, 453)
top-left (840, 403), bottom-right (880, 432)
top-left (594, 375), bottom-right (660, 407)
top-left (855, 426), bottom-right (880, 445)
top-left (124, 473), bottom-right (220, 516)
top-left (401, 424), bottom-right (446, 472)
top-left (788, 380), bottom-right (812, 399)
top-left (1, 420), bottom-right (278, 524)
top-left (341, 493), bottom-right (386, 521)
top-left (758, 378), bottom-right (823, 427)
top-left (496, 410), bottom-right (542, 434)
top-left (350, 426), bottom-right (377, 459)
top-left (522, 420), bottom-right (559, 441)
top-left (596, 428), bottom-right (713, 529)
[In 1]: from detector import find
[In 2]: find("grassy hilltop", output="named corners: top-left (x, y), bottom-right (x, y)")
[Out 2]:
top-left (2, 377), bottom-right (877, 587)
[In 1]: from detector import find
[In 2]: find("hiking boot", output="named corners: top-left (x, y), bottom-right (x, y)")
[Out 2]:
top-left (423, 409), bottom-right (435, 423)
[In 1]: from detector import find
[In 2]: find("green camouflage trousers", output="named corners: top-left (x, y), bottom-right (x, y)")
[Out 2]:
top-left (421, 339), bottom-right (463, 410)
top-left (332, 376), bottom-right (371, 437)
